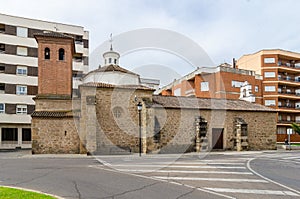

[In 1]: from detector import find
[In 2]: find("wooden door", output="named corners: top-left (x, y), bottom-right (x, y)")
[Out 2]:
top-left (212, 128), bottom-right (224, 149)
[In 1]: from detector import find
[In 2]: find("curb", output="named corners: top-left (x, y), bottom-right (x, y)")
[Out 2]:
top-left (22, 154), bottom-right (90, 159)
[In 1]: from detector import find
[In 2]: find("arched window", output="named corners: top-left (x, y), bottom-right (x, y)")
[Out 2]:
top-left (114, 59), bottom-right (117, 64)
top-left (109, 58), bottom-right (112, 64)
top-left (58, 48), bottom-right (65, 61)
top-left (45, 47), bottom-right (50, 59)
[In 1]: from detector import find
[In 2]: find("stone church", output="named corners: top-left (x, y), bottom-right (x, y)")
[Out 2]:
top-left (31, 32), bottom-right (278, 154)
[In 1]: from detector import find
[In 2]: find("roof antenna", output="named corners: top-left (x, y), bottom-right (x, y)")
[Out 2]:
top-left (109, 33), bottom-right (113, 51)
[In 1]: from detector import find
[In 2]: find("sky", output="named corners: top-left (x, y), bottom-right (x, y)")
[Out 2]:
top-left (0, 0), bottom-right (299, 85)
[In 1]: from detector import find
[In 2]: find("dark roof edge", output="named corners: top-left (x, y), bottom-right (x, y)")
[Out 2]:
top-left (149, 106), bottom-right (277, 112)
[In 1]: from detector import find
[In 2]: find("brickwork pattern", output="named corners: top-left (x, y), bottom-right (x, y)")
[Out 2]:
top-left (36, 37), bottom-right (73, 96)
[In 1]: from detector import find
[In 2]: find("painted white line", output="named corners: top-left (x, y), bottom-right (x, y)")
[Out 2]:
top-left (118, 169), bottom-right (253, 175)
top-left (95, 158), bottom-right (112, 166)
top-left (90, 163), bottom-right (235, 199)
top-left (199, 158), bottom-right (250, 162)
top-left (206, 162), bottom-right (245, 165)
top-left (136, 162), bottom-right (245, 165)
top-left (169, 181), bottom-right (182, 186)
top-left (247, 158), bottom-right (300, 196)
top-left (184, 184), bottom-right (195, 189)
top-left (282, 156), bottom-right (299, 160)
top-left (196, 188), bottom-right (236, 199)
top-left (153, 176), bottom-right (268, 183)
top-left (111, 164), bottom-right (246, 169)
top-left (203, 187), bottom-right (299, 196)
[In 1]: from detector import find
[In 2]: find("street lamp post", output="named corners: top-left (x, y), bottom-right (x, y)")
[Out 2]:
top-left (137, 102), bottom-right (142, 156)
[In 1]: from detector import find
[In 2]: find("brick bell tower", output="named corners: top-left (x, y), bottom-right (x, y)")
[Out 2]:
top-left (31, 31), bottom-right (82, 154)
top-left (34, 31), bottom-right (74, 97)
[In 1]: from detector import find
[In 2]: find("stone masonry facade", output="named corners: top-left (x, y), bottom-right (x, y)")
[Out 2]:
top-left (78, 85), bottom-right (277, 154)
top-left (144, 108), bottom-right (276, 154)
top-left (32, 116), bottom-right (80, 154)
top-left (32, 84), bottom-right (277, 154)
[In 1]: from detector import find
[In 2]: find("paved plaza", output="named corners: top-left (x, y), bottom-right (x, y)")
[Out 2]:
top-left (0, 150), bottom-right (299, 199)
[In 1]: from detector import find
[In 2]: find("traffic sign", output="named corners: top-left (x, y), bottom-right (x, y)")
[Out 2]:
top-left (287, 129), bottom-right (293, 135)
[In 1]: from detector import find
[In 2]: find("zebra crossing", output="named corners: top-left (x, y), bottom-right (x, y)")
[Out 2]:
top-left (94, 154), bottom-right (300, 198)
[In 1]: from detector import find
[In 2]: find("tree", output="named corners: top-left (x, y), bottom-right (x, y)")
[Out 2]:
top-left (290, 123), bottom-right (300, 135)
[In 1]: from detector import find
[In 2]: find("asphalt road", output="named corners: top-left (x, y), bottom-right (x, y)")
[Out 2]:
top-left (250, 151), bottom-right (300, 193)
top-left (0, 150), bottom-right (299, 199)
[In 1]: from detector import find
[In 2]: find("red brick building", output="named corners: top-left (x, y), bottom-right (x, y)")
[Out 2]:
top-left (158, 64), bottom-right (263, 104)
top-left (159, 49), bottom-right (300, 143)
top-left (237, 49), bottom-right (300, 142)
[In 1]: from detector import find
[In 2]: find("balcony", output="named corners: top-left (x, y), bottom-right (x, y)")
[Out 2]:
top-left (278, 104), bottom-right (296, 109)
top-left (278, 76), bottom-right (300, 83)
top-left (278, 61), bottom-right (300, 69)
top-left (277, 105), bottom-right (300, 113)
top-left (278, 91), bottom-right (300, 97)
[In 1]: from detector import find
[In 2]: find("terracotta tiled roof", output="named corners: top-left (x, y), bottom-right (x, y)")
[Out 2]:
top-left (151, 95), bottom-right (276, 112)
top-left (80, 82), bottom-right (155, 90)
top-left (34, 31), bottom-right (74, 39)
top-left (85, 64), bottom-right (138, 76)
top-left (32, 111), bottom-right (78, 118)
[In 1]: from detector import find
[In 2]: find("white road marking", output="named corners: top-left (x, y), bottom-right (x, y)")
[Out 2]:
top-left (282, 156), bottom-right (300, 160)
top-left (110, 164), bottom-right (246, 169)
top-left (247, 158), bottom-right (300, 195)
top-left (196, 188), bottom-right (236, 199)
top-left (91, 163), bottom-right (236, 199)
top-left (169, 181), bottom-right (182, 186)
top-left (153, 176), bottom-right (268, 183)
top-left (117, 169), bottom-right (253, 175)
top-left (95, 159), bottom-right (111, 166)
top-left (203, 187), bottom-right (299, 196)
top-left (199, 158), bottom-right (251, 162)
top-left (135, 162), bottom-right (245, 165)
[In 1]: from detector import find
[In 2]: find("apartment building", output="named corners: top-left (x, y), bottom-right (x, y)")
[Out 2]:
top-left (0, 13), bottom-right (89, 149)
top-left (158, 63), bottom-right (263, 104)
top-left (237, 49), bottom-right (300, 142)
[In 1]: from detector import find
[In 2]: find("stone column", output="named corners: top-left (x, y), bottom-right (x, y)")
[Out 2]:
top-left (80, 88), bottom-right (97, 154)
top-left (17, 127), bottom-right (22, 146)
top-left (85, 98), bottom-right (97, 153)
top-left (236, 124), bottom-right (242, 151)
top-left (195, 117), bottom-right (201, 152)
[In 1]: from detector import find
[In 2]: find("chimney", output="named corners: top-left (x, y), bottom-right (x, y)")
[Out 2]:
top-left (233, 58), bottom-right (236, 68)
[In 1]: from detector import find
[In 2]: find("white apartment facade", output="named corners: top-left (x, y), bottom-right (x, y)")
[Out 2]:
top-left (0, 13), bottom-right (89, 149)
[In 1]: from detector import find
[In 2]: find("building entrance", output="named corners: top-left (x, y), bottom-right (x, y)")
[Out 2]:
top-left (212, 128), bottom-right (224, 149)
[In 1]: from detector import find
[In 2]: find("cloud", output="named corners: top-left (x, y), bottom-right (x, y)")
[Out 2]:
top-left (1, 0), bottom-right (300, 70)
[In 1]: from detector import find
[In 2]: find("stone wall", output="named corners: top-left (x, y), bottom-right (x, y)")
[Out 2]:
top-left (146, 108), bottom-right (277, 153)
top-left (82, 85), bottom-right (277, 154)
top-left (32, 97), bottom-right (81, 154)
top-left (34, 98), bottom-right (73, 111)
top-left (80, 86), bottom-right (153, 154)
top-left (32, 117), bottom-right (80, 154)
